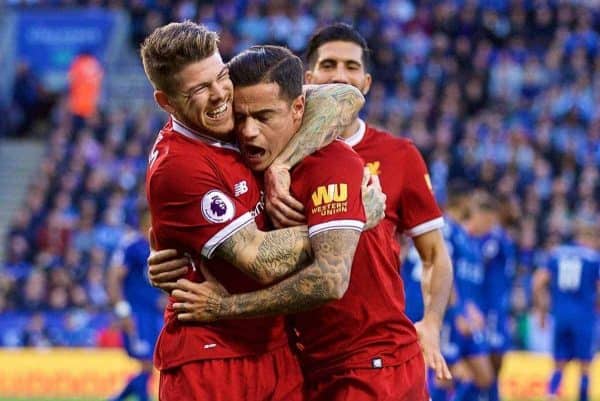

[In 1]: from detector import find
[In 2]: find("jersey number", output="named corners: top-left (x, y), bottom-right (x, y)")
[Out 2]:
top-left (557, 257), bottom-right (582, 291)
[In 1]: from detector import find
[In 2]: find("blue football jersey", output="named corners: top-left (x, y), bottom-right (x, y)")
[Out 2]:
top-left (476, 226), bottom-right (516, 314)
top-left (547, 244), bottom-right (600, 317)
top-left (444, 218), bottom-right (485, 309)
top-left (401, 245), bottom-right (425, 323)
top-left (112, 231), bottom-right (162, 313)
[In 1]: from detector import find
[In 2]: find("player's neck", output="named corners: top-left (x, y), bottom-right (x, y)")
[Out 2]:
top-left (339, 119), bottom-right (361, 140)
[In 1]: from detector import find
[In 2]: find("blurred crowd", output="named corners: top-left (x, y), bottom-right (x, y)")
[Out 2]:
top-left (3, 0), bottom-right (600, 350)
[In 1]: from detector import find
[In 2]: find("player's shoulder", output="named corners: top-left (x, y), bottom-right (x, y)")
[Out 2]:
top-left (551, 244), bottom-right (598, 260)
top-left (443, 217), bottom-right (463, 240)
top-left (307, 139), bottom-right (362, 164)
top-left (365, 124), bottom-right (416, 151)
top-left (295, 140), bottom-right (363, 182)
top-left (148, 129), bottom-right (220, 185)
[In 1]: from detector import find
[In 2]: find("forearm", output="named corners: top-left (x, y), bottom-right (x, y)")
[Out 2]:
top-left (215, 224), bottom-right (312, 284)
top-left (273, 84), bottom-right (364, 168)
top-left (421, 251), bottom-right (453, 326)
top-left (413, 230), bottom-right (453, 326)
top-left (217, 229), bottom-right (359, 319)
top-left (219, 262), bottom-right (339, 318)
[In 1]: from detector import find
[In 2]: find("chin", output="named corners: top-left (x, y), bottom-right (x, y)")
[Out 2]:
top-left (206, 121), bottom-right (234, 138)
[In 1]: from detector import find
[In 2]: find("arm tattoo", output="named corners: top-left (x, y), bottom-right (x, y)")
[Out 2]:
top-left (215, 223), bottom-right (312, 283)
top-left (218, 229), bottom-right (361, 319)
top-left (274, 84), bottom-right (365, 169)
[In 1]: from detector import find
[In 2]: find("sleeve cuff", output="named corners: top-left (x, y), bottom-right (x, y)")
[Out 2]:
top-left (201, 212), bottom-right (255, 258)
top-left (309, 219), bottom-right (365, 237)
top-left (405, 217), bottom-right (445, 237)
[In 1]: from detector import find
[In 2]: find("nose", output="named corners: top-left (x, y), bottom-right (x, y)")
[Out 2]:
top-left (209, 81), bottom-right (226, 101)
top-left (331, 66), bottom-right (350, 84)
top-left (239, 118), bottom-right (259, 140)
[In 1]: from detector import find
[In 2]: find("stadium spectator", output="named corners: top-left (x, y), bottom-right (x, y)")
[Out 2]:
top-left (2, 0), bottom-right (599, 376)
top-left (67, 50), bottom-right (103, 120)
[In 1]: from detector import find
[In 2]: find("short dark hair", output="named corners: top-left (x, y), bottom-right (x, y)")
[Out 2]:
top-left (472, 190), bottom-right (499, 212)
top-left (305, 23), bottom-right (371, 70)
top-left (228, 45), bottom-right (303, 102)
top-left (140, 21), bottom-right (219, 96)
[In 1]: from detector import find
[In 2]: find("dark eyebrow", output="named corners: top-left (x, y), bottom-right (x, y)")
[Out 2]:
top-left (319, 58), bottom-right (363, 68)
top-left (217, 66), bottom-right (229, 78)
top-left (345, 60), bottom-right (362, 67)
top-left (252, 109), bottom-right (277, 117)
top-left (318, 58), bottom-right (338, 65)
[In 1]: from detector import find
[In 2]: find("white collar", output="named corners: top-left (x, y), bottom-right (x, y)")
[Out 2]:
top-left (171, 116), bottom-right (239, 152)
top-left (342, 119), bottom-right (366, 147)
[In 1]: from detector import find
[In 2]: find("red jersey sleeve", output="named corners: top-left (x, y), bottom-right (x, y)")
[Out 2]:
top-left (398, 143), bottom-right (444, 237)
top-left (147, 151), bottom-right (254, 259)
top-left (293, 143), bottom-right (366, 238)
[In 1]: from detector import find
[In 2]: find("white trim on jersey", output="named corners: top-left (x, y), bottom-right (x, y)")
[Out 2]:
top-left (342, 119), bottom-right (366, 147)
top-left (308, 219), bottom-right (365, 237)
top-left (172, 117), bottom-right (240, 153)
top-left (201, 211), bottom-right (255, 258)
top-left (405, 216), bottom-right (445, 237)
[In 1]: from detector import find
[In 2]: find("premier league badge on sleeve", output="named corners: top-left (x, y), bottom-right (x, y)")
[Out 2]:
top-left (201, 190), bottom-right (236, 223)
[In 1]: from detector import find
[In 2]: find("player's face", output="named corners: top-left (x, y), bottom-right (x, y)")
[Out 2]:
top-left (162, 52), bottom-right (234, 139)
top-left (234, 83), bottom-right (304, 171)
top-left (467, 208), bottom-right (495, 235)
top-left (305, 41), bottom-right (372, 95)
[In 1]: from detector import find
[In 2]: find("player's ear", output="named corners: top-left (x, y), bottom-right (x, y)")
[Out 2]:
top-left (305, 70), bottom-right (314, 84)
top-left (291, 94), bottom-right (305, 123)
top-left (155, 90), bottom-right (177, 115)
top-left (362, 72), bottom-right (372, 96)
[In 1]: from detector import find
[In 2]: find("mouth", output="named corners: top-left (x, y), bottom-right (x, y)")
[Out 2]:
top-left (205, 102), bottom-right (229, 122)
top-left (243, 144), bottom-right (266, 163)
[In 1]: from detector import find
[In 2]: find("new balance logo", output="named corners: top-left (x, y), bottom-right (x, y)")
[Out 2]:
top-left (234, 181), bottom-right (248, 197)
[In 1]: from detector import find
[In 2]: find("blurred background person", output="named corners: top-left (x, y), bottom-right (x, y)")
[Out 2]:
top-left (533, 220), bottom-right (600, 401)
top-left (106, 206), bottom-right (164, 401)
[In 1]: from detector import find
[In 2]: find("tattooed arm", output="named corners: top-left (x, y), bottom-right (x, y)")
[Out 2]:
top-left (213, 222), bottom-right (312, 285)
top-left (265, 84), bottom-right (364, 227)
top-left (172, 229), bottom-right (360, 321)
top-left (272, 84), bottom-right (364, 170)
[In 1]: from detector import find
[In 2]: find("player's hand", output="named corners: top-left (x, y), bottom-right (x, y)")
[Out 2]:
top-left (454, 314), bottom-right (471, 336)
top-left (172, 263), bottom-right (230, 323)
top-left (147, 236), bottom-right (189, 294)
top-left (414, 318), bottom-right (452, 380)
top-left (362, 167), bottom-right (386, 229)
top-left (465, 302), bottom-right (485, 331)
top-left (264, 164), bottom-right (305, 228)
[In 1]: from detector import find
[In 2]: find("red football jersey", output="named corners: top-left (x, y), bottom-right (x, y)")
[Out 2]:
top-left (346, 120), bottom-right (444, 259)
top-left (146, 118), bottom-right (287, 370)
top-left (290, 140), bottom-right (421, 379)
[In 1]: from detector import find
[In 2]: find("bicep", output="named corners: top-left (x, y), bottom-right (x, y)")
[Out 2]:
top-left (214, 223), bottom-right (312, 284)
top-left (213, 221), bottom-right (264, 275)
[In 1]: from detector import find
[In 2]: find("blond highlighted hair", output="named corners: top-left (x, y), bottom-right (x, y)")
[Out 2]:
top-left (140, 21), bottom-right (219, 96)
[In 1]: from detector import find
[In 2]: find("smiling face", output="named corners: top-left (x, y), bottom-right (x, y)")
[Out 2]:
top-left (305, 40), bottom-right (372, 95)
top-left (157, 51), bottom-right (235, 140)
top-left (234, 82), bottom-right (304, 171)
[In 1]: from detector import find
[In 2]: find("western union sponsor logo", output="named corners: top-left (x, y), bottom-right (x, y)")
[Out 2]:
top-left (311, 184), bottom-right (348, 206)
